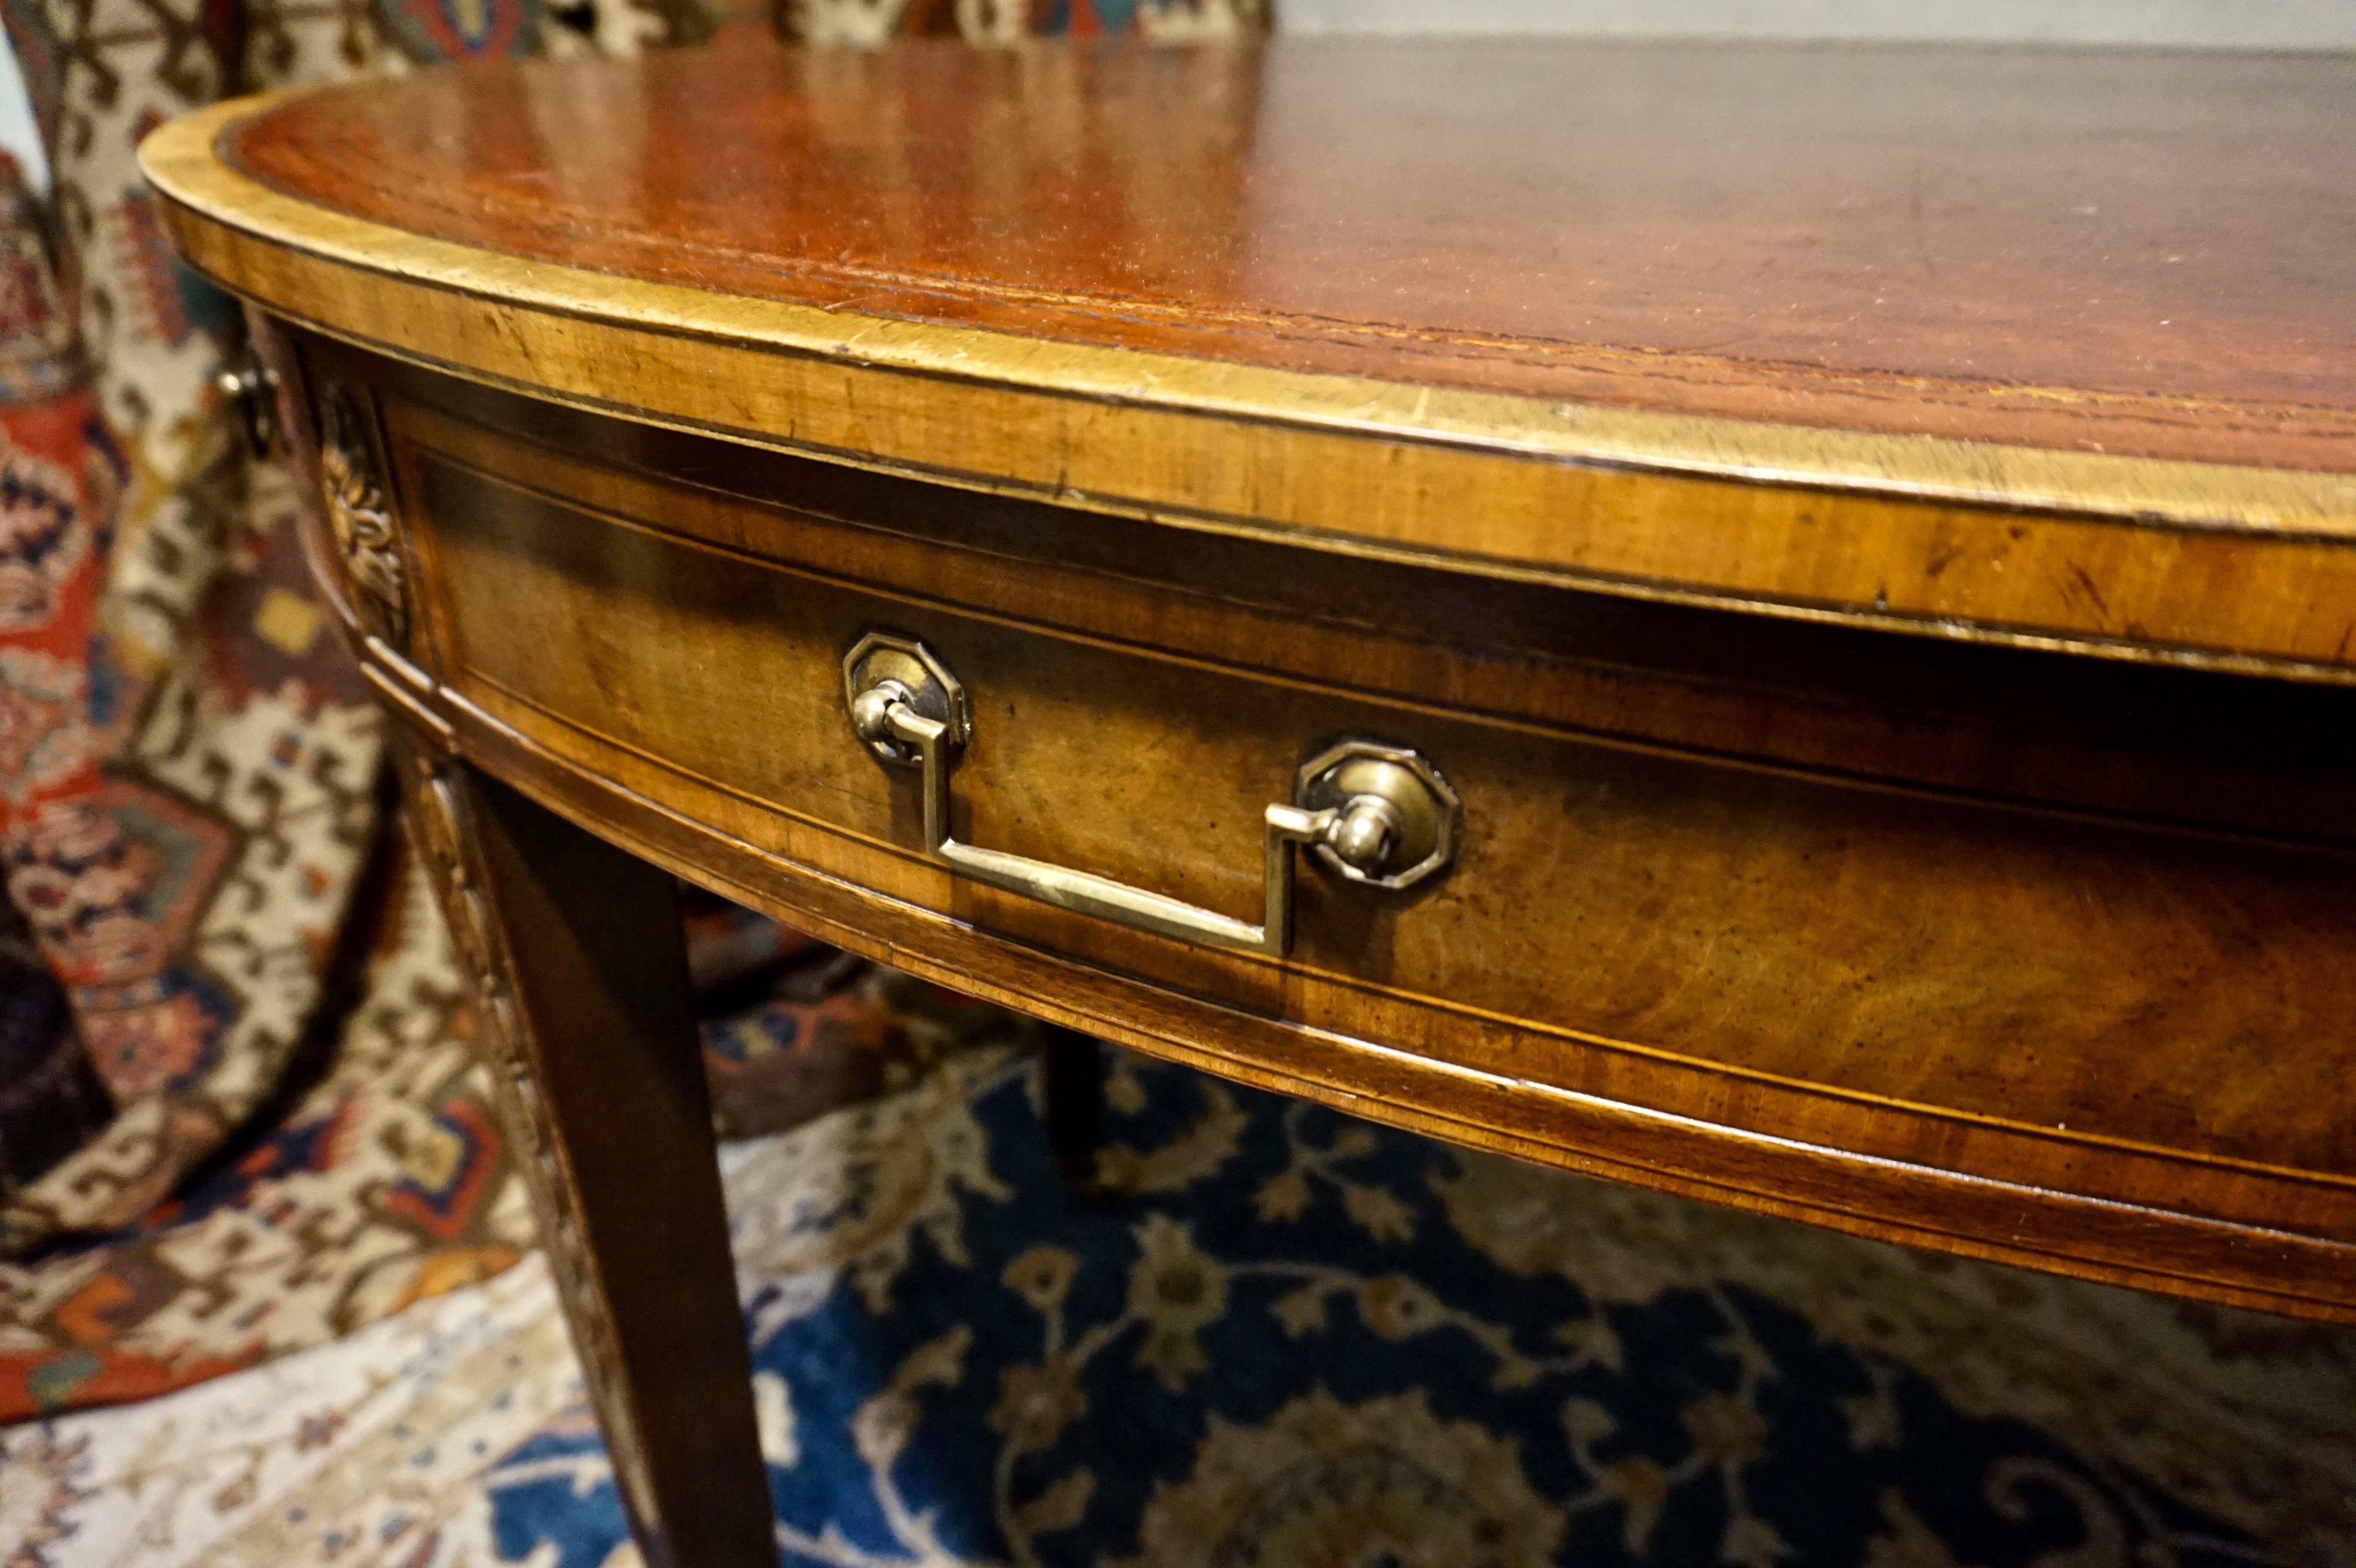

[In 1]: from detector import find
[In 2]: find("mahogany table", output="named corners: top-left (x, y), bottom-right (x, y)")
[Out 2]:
top-left (144, 37), bottom-right (2356, 1568)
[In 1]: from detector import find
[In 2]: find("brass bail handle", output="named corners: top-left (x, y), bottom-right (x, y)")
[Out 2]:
top-left (842, 632), bottom-right (1460, 958)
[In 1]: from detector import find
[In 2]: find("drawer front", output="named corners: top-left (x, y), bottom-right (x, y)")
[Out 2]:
top-left (298, 343), bottom-right (2356, 1318)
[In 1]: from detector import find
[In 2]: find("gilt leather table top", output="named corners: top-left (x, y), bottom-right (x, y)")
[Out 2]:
top-left (142, 38), bottom-right (2356, 677)
top-left (196, 39), bottom-right (2356, 468)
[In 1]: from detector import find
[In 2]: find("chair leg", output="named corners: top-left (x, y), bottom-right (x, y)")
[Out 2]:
top-left (1040, 1025), bottom-right (1105, 1192)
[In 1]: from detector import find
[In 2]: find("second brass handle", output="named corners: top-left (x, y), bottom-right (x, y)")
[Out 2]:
top-left (844, 633), bottom-right (1458, 958)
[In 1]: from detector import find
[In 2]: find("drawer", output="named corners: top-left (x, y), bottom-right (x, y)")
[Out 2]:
top-left (304, 342), bottom-right (2356, 1317)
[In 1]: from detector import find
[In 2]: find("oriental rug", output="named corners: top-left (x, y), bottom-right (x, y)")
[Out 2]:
top-left (7, 1043), bottom-right (2351, 1568)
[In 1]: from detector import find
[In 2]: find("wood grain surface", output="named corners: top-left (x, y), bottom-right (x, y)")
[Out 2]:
top-left (141, 47), bottom-right (2356, 684)
top-left (218, 39), bottom-right (2356, 468)
top-left (267, 331), bottom-right (2356, 1322)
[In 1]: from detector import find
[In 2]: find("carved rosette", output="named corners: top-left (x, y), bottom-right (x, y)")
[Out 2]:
top-left (391, 742), bottom-right (667, 1540)
top-left (316, 388), bottom-right (410, 648)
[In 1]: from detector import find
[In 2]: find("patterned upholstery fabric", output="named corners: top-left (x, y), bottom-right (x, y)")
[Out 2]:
top-left (780, 0), bottom-right (1265, 45)
top-left (0, 0), bottom-right (700, 1413)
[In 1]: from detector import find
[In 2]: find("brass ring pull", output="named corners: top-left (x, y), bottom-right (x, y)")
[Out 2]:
top-left (844, 632), bottom-right (1460, 957)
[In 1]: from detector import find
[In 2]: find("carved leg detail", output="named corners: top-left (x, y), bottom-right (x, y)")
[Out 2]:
top-left (395, 740), bottom-right (775, 1568)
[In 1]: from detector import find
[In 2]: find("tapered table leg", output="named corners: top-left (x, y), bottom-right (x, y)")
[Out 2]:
top-left (398, 749), bottom-right (775, 1568)
top-left (1041, 1024), bottom-right (1106, 1192)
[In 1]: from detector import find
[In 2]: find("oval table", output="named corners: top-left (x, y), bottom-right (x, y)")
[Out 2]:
top-left (144, 37), bottom-right (2356, 1568)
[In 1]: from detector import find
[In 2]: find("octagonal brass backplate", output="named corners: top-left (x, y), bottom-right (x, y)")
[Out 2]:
top-left (1295, 741), bottom-right (1461, 890)
top-left (842, 631), bottom-right (969, 765)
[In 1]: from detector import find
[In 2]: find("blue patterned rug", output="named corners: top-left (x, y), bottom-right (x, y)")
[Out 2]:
top-left (11, 1043), bottom-right (2353, 1567)
top-left (510, 1046), bottom-right (2356, 1568)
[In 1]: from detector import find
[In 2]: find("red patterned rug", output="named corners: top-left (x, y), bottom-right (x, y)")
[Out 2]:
top-left (0, 879), bottom-right (963, 1420)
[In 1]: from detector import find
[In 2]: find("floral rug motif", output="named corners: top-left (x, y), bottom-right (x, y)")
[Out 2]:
top-left (9, 1044), bottom-right (2352, 1568)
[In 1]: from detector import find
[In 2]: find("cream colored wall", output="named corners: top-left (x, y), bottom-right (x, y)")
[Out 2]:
top-left (1278, 0), bottom-right (2356, 45)
top-left (0, 30), bottom-right (43, 191)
